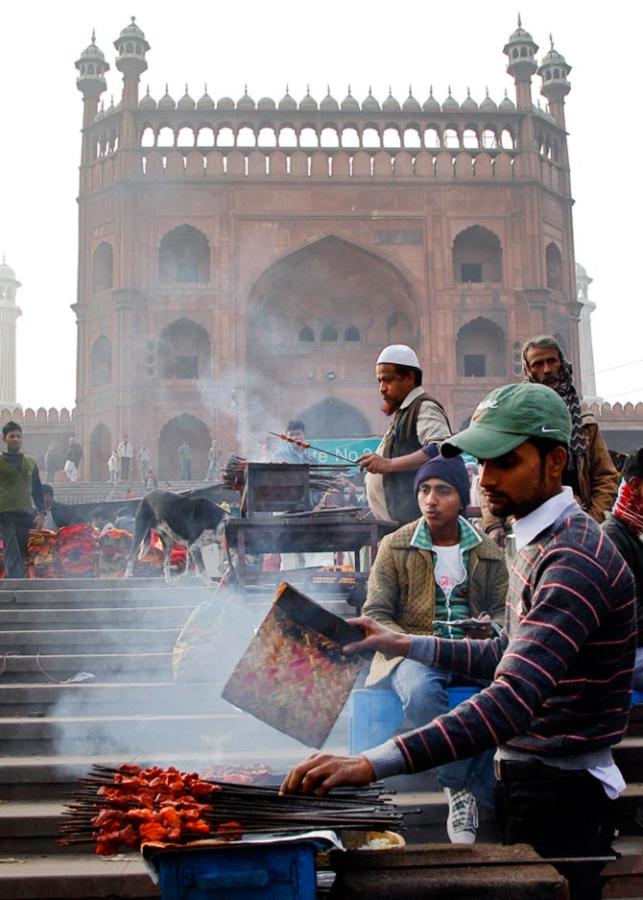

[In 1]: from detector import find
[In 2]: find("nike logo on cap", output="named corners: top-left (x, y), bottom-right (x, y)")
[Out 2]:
top-left (541, 426), bottom-right (559, 433)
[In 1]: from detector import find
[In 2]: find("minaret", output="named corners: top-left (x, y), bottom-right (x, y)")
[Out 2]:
top-left (576, 263), bottom-right (600, 403)
top-left (75, 31), bottom-right (110, 165)
top-left (503, 14), bottom-right (539, 111)
top-left (0, 257), bottom-right (22, 408)
top-left (537, 35), bottom-right (572, 130)
top-left (114, 17), bottom-right (150, 156)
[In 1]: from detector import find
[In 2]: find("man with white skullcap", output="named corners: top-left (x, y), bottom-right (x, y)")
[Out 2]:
top-left (358, 345), bottom-right (451, 524)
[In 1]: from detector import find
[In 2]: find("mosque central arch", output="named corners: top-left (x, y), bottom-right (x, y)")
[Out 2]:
top-left (246, 235), bottom-right (419, 435)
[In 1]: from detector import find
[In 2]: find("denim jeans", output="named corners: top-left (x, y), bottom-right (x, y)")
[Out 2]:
top-left (633, 647), bottom-right (643, 692)
top-left (0, 511), bottom-right (33, 578)
top-left (390, 657), bottom-right (496, 809)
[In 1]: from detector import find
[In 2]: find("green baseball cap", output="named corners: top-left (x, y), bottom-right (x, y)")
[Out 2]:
top-left (441, 382), bottom-right (571, 460)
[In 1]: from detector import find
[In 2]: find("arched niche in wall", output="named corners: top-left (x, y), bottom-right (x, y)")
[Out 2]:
top-left (157, 413), bottom-right (211, 481)
top-left (452, 225), bottom-right (503, 283)
top-left (92, 242), bottom-right (113, 291)
top-left (246, 235), bottom-right (419, 430)
top-left (90, 335), bottom-right (112, 387)
top-left (159, 224), bottom-right (210, 283)
top-left (545, 242), bottom-right (564, 292)
top-left (89, 422), bottom-right (111, 482)
top-left (456, 316), bottom-right (507, 377)
top-left (158, 319), bottom-right (211, 379)
top-left (299, 397), bottom-right (372, 438)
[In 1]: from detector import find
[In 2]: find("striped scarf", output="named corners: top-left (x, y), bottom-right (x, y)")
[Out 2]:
top-left (613, 481), bottom-right (643, 537)
top-left (524, 352), bottom-right (587, 468)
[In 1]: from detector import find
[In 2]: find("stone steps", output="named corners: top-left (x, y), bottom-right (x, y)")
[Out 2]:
top-left (0, 652), bottom-right (174, 682)
top-left (0, 605), bottom-right (199, 628)
top-left (0, 853), bottom-right (159, 899)
top-left (0, 681), bottom-right (228, 716)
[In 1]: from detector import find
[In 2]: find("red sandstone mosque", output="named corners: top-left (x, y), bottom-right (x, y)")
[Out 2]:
top-left (5, 16), bottom-right (630, 479)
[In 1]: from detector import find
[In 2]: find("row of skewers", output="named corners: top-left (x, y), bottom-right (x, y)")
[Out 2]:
top-left (59, 763), bottom-right (407, 856)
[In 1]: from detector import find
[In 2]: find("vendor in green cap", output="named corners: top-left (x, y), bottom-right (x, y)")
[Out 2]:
top-left (282, 382), bottom-right (636, 900)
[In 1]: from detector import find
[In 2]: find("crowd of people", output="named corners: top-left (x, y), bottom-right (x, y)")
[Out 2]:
top-left (278, 337), bottom-right (641, 900)
top-left (2, 333), bottom-right (643, 897)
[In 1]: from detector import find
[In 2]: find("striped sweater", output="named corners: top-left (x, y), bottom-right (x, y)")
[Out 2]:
top-left (392, 509), bottom-right (636, 773)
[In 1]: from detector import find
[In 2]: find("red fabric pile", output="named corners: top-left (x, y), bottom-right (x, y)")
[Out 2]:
top-left (132, 531), bottom-right (187, 577)
top-left (97, 528), bottom-right (132, 578)
top-left (26, 529), bottom-right (57, 578)
top-left (53, 524), bottom-right (99, 577)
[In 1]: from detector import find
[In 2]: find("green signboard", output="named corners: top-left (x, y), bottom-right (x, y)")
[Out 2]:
top-left (308, 437), bottom-right (380, 466)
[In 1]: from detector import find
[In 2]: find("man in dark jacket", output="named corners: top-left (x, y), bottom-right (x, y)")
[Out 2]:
top-left (0, 421), bottom-right (46, 577)
top-left (603, 448), bottom-right (643, 690)
top-left (358, 344), bottom-right (451, 525)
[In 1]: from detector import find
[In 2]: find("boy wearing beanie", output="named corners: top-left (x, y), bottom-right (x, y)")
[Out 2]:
top-left (361, 448), bottom-right (508, 843)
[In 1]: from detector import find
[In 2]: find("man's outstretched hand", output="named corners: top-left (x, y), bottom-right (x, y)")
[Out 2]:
top-left (280, 752), bottom-right (375, 796)
top-left (356, 452), bottom-right (392, 474)
top-left (343, 616), bottom-right (412, 659)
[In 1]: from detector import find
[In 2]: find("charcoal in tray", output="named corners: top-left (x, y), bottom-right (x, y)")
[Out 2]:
top-left (222, 582), bottom-right (367, 748)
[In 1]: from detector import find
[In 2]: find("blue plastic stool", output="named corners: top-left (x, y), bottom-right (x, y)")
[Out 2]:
top-left (632, 690), bottom-right (643, 706)
top-left (349, 686), bottom-right (478, 754)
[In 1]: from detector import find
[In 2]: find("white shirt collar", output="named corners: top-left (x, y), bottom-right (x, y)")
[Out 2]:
top-left (400, 385), bottom-right (425, 410)
top-left (512, 486), bottom-right (578, 551)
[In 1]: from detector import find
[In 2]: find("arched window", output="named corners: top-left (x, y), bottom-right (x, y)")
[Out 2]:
top-left (481, 128), bottom-right (497, 150)
top-left (424, 127), bottom-right (440, 149)
top-left (159, 319), bottom-right (211, 379)
top-left (141, 126), bottom-right (155, 148)
top-left (237, 126), bottom-right (256, 147)
top-left (452, 226), bottom-right (503, 283)
top-left (545, 242), bottom-right (563, 292)
top-left (403, 127), bottom-right (421, 149)
top-left (90, 336), bottom-right (112, 386)
top-left (300, 127), bottom-right (319, 148)
top-left (362, 128), bottom-right (380, 148)
top-left (177, 127), bottom-right (195, 147)
top-left (341, 127), bottom-right (360, 148)
top-left (92, 242), bottom-right (113, 291)
top-left (299, 326), bottom-right (314, 342)
top-left (257, 127), bottom-right (277, 147)
top-left (383, 128), bottom-right (401, 149)
top-left (196, 127), bottom-right (215, 147)
top-left (278, 127), bottom-right (297, 148)
top-left (321, 325), bottom-right (338, 341)
top-left (456, 317), bottom-right (506, 377)
top-left (463, 128), bottom-right (478, 149)
top-left (345, 326), bottom-right (360, 342)
top-left (157, 126), bottom-right (174, 147)
top-left (500, 129), bottom-right (515, 150)
top-left (159, 225), bottom-right (210, 283)
top-left (320, 127), bottom-right (338, 148)
top-left (444, 128), bottom-right (460, 149)
top-left (216, 127), bottom-right (235, 147)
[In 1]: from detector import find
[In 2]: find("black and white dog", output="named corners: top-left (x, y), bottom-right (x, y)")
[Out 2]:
top-left (124, 490), bottom-right (226, 583)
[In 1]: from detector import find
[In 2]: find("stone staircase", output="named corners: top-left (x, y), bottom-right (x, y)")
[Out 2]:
top-left (1, 575), bottom-right (643, 898)
top-left (0, 575), bottom-right (359, 898)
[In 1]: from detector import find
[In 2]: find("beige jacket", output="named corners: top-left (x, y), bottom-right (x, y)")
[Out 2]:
top-left (363, 519), bottom-right (508, 686)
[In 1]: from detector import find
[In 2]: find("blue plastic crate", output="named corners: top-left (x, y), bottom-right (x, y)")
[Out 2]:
top-left (349, 685), bottom-right (478, 754)
top-left (156, 843), bottom-right (317, 900)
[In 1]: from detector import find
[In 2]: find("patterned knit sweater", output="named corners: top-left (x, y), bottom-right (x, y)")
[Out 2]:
top-left (392, 509), bottom-right (636, 773)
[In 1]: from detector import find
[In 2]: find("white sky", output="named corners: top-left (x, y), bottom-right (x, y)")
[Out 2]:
top-left (1, 0), bottom-right (641, 410)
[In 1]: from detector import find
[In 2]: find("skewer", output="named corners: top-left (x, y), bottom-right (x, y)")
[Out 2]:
top-left (269, 432), bottom-right (359, 466)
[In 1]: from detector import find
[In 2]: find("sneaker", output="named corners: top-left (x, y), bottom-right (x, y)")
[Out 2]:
top-left (445, 787), bottom-right (478, 844)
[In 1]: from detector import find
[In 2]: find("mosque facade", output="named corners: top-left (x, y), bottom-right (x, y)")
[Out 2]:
top-left (74, 17), bottom-right (580, 479)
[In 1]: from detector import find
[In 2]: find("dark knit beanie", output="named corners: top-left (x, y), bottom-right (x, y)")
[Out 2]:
top-left (413, 449), bottom-right (470, 509)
